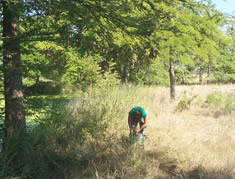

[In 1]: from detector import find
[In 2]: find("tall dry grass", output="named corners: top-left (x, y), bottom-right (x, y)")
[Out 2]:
top-left (143, 84), bottom-right (235, 178)
top-left (1, 84), bottom-right (234, 178)
top-left (67, 84), bottom-right (235, 178)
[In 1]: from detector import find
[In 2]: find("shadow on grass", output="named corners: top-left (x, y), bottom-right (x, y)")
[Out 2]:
top-left (0, 133), bottom-right (233, 178)
top-left (185, 167), bottom-right (234, 179)
top-left (100, 135), bottom-right (234, 179)
top-left (24, 95), bottom-right (72, 116)
top-left (118, 135), bottom-right (180, 178)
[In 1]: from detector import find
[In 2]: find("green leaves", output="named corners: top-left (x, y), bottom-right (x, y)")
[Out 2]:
top-left (61, 48), bottom-right (103, 91)
top-left (2, 0), bottom-right (232, 92)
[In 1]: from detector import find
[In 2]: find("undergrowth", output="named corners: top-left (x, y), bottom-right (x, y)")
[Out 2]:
top-left (0, 85), bottom-right (234, 178)
top-left (176, 91), bottom-right (197, 112)
top-left (0, 81), bottom-right (153, 178)
top-left (206, 91), bottom-right (235, 114)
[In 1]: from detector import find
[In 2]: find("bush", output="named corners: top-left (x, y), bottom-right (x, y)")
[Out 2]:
top-left (24, 81), bottom-right (62, 95)
top-left (176, 92), bottom-right (197, 112)
top-left (0, 82), bottom-right (154, 178)
top-left (206, 91), bottom-right (235, 114)
top-left (212, 72), bottom-right (235, 84)
top-left (61, 51), bottom-right (103, 92)
top-left (133, 59), bottom-right (169, 86)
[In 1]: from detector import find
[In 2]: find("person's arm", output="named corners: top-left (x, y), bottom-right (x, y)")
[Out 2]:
top-left (136, 117), bottom-right (147, 133)
top-left (128, 115), bottom-right (133, 134)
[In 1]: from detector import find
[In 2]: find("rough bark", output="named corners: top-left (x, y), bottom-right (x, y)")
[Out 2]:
top-left (199, 66), bottom-right (203, 84)
top-left (125, 61), bottom-right (130, 86)
top-left (169, 52), bottom-right (175, 101)
top-left (207, 63), bottom-right (211, 84)
top-left (2, 0), bottom-right (26, 151)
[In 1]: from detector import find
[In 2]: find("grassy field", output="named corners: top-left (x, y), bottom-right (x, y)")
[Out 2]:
top-left (142, 85), bottom-right (235, 178)
top-left (67, 84), bottom-right (235, 178)
top-left (0, 84), bottom-right (234, 178)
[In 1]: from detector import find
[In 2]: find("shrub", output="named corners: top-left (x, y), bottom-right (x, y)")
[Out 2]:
top-left (133, 59), bottom-right (169, 86)
top-left (24, 81), bottom-right (62, 95)
top-left (206, 91), bottom-right (235, 114)
top-left (206, 91), bottom-right (224, 106)
top-left (176, 92), bottom-right (197, 112)
top-left (61, 51), bottom-right (103, 92)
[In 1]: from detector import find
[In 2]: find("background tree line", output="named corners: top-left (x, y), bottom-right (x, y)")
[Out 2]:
top-left (0, 0), bottom-right (234, 161)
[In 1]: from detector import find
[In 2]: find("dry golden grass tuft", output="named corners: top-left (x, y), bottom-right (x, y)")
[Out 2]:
top-left (69, 84), bottom-right (234, 178)
top-left (141, 84), bottom-right (235, 178)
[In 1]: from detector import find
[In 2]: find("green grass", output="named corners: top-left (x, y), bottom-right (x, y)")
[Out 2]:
top-left (25, 94), bottom-right (73, 121)
top-left (206, 91), bottom-right (235, 114)
top-left (0, 85), bottom-right (234, 178)
top-left (0, 94), bottom-right (74, 155)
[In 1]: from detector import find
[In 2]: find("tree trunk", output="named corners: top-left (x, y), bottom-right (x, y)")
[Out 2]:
top-left (207, 63), bottom-right (211, 84)
top-left (199, 66), bottom-right (202, 84)
top-left (2, 0), bottom-right (26, 151)
top-left (125, 61), bottom-right (130, 86)
top-left (101, 47), bottom-right (109, 72)
top-left (102, 58), bottom-right (109, 72)
top-left (169, 50), bottom-right (175, 101)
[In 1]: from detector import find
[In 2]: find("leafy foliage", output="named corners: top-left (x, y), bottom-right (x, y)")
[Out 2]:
top-left (61, 49), bottom-right (103, 91)
top-left (206, 91), bottom-right (235, 114)
top-left (176, 92), bottom-right (197, 112)
top-left (2, 0), bottom-right (231, 93)
top-left (0, 0), bottom-right (234, 177)
top-left (133, 58), bottom-right (169, 85)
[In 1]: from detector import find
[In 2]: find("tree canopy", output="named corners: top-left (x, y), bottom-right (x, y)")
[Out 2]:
top-left (0, 0), bottom-right (234, 151)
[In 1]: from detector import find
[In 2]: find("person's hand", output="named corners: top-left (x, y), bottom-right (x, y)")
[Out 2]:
top-left (130, 130), bottom-right (134, 134)
top-left (136, 129), bottom-right (140, 133)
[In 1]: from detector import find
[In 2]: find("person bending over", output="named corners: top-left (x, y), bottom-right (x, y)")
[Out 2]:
top-left (128, 106), bottom-right (147, 136)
